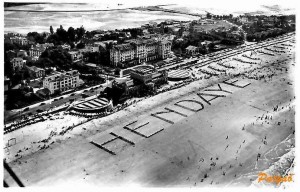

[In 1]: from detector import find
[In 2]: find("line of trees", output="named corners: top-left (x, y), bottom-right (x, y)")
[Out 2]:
top-left (47, 25), bottom-right (86, 46)
top-left (20, 25), bottom-right (87, 46)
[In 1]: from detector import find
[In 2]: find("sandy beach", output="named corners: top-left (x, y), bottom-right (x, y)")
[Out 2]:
top-left (3, 34), bottom-right (295, 187)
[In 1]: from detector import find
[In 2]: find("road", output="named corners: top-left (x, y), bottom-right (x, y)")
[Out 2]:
top-left (5, 79), bottom-right (113, 124)
top-left (159, 32), bottom-right (294, 71)
top-left (5, 32), bottom-right (294, 125)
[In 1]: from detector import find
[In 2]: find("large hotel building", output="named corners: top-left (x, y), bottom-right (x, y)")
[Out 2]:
top-left (43, 70), bottom-right (80, 94)
top-left (110, 35), bottom-right (172, 67)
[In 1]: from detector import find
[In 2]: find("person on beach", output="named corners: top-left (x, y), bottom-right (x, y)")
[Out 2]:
top-left (225, 144), bottom-right (229, 151)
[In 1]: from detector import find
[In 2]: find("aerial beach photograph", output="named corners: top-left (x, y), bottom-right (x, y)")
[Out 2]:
top-left (2, 0), bottom-right (297, 190)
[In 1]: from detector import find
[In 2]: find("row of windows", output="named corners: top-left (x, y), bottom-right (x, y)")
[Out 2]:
top-left (53, 80), bottom-right (77, 85)
top-left (53, 82), bottom-right (77, 89)
top-left (13, 63), bottom-right (23, 66)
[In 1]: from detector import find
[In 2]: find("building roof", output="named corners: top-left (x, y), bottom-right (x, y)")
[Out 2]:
top-left (94, 41), bottom-right (105, 46)
top-left (201, 40), bottom-right (214, 45)
top-left (31, 43), bottom-right (54, 50)
top-left (85, 63), bottom-right (98, 68)
top-left (30, 46), bottom-right (46, 52)
top-left (36, 88), bottom-right (51, 96)
top-left (59, 44), bottom-right (71, 48)
top-left (27, 66), bottom-right (44, 72)
top-left (78, 48), bottom-right (89, 53)
top-left (18, 50), bottom-right (27, 53)
top-left (186, 45), bottom-right (198, 51)
top-left (10, 36), bottom-right (27, 40)
top-left (11, 57), bottom-right (23, 62)
top-left (126, 38), bottom-right (156, 45)
top-left (68, 51), bottom-right (80, 55)
top-left (44, 70), bottom-right (79, 82)
top-left (6, 50), bottom-right (16, 54)
top-left (112, 35), bottom-right (171, 52)
top-left (113, 43), bottom-right (134, 51)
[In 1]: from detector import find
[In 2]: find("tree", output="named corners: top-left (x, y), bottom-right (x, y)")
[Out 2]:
top-left (67, 27), bottom-right (76, 42)
top-left (76, 42), bottom-right (85, 49)
top-left (46, 33), bottom-right (59, 45)
top-left (40, 48), bottom-right (72, 70)
top-left (76, 26), bottom-right (86, 41)
top-left (27, 32), bottom-right (45, 44)
top-left (69, 42), bottom-right (75, 49)
top-left (4, 60), bottom-right (13, 77)
top-left (208, 43), bottom-right (215, 52)
top-left (56, 25), bottom-right (68, 44)
top-left (85, 31), bottom-right (93, 39)
top-left (231, 26), bottom-right (238, 31)
top-left (206, 12), bottom-right (212, 19)
top-left (50, 26), bottom-right (54, 34)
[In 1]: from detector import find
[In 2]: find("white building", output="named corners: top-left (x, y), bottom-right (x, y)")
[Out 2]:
top-left (185, 45), bottom-right (199, 55)
top-left (43, 70), bottom-right (80, 94)
top-left (58, 44), bottom-right (71, 50)
top-left (86, 44), bottom-right (99, 52)
top-left (110, 36), bottom-right (172, 67)
top-left (10, 57), bottom-right (25, 71)
top-left (238, 16), bottom-right (249, 24)
top-left (10, 36), bottom-right (28, 45)
top-left (29, 43), bottom-right (54, 57)
top-left (68, 51), bottom-right (83, 62)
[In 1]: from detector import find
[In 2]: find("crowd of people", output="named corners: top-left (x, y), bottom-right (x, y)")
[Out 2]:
top-left (198, 68), bottom-right (220, 76)
top-left (4, 116), bottom-right (46, 134)
top-left (233, 57), bottom-right (260, 65)
top-left (243, 58), bottom-right (290, 81)
top-left (217, 62), bottom-right (235, 69)
top-left (242, 54), bottom-right (260, 60)
top-left (257, 49), bottom-right (275, 56)
top-left (208, 65), bottom-right (227, 73)
top-left (265, 47), bottom-right (285, 54)
top-left (273, 45), bottom-right (286, 49)
top-left (68, 110), bottom-right (108, 119)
